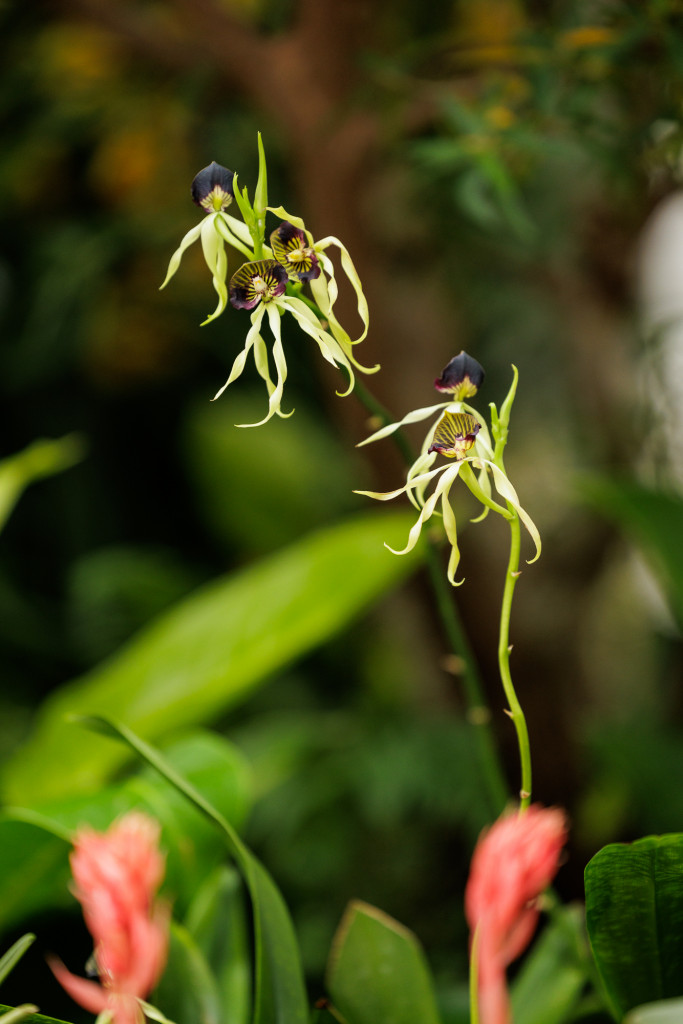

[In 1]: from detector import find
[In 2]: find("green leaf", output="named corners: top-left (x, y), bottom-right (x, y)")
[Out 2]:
top-left (626, 998), bottom-right (683, 1023)
top-left (326, 900), bottom-right (442, 1024)
top-left (154, 920), bottom-right (223, 1024)
top-left (2, 511), bottom-right (421, 804)
top-left (184, 866), bottom-right (251, 1024)
top-left (579, 477), bottom-right (683, 629)
top-left (0, 936), bottom-right (35, 988)
top-left (0, 1007), bottom-right (67, 1024)
top-left (510, 905), bottom-right (590, 1024)
top-left (80, 718), bottom-right (308, 1024)
top-left (0, 732), bottom-right (251, 934)
top-left (0, 435), bottom-right (84, 533)
top-left (585, 834), bottom-right (683, 1017)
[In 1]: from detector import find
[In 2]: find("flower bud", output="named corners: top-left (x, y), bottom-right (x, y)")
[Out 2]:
top-left (434, 351), bottom-right (485, 399)
top-left (191, 161), bottom-right (234, 212)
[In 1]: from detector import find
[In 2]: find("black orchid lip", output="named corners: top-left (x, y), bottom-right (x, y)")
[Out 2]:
top-left (270, 221), bottom-right (320, 282)
top-left (428, 412), bottom-right (480, 460)
top-left (229, 259), bottom-right (288, 310)
top-left (435, 351), bottom-right (485, 399)
top-left (191, 162), bottom-right (235, 212)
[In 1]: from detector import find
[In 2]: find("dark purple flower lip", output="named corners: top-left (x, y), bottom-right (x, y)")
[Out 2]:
top-left (270, 222), bottom-right (320, 282)
top-left (192, 162), bottom-right (234, 212)
top-left (434, 351), bottom-right (485, 399)
top-left (229, 259), bottom-right (288, 310)
top-left (428, 412), bottom-right (480, 460)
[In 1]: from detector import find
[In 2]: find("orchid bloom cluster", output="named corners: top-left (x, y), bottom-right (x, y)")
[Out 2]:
top-left (49, 812), bottom-right (170, 1024)
top-left (161, 136), bottom-right (377, 426)
top-left (356, 351), bottom-right (541, 585)
top-left (465, 805), bottom-right (568, 1024)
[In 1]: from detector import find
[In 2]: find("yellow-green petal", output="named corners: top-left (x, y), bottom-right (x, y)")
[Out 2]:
top-left (159, 222), bottom-right (203, 290)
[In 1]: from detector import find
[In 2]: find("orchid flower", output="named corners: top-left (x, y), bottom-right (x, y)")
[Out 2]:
top-left (212, 255), bottom-right (376, 427)
top-left (466, 805), bottom-right (568, 1024)
top-left (49, 812), bottom-right (170, 1024)
top-left (160, 161), bottom-right (255, 325)
top-left (160, 144), bottom-right (378, 422)
top-left (268, 208), bottom-right (370, 352)
top-left (355, 354), bottom-right (541, 585)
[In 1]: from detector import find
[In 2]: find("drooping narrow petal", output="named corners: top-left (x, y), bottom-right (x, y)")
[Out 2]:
top-left (280, 295), bottom-right (360, 396)
top-left (315, 237), bottom-right (369, 344)
top-left (212, 304), bottom-right (266, 402)
top-left (247, 302), bottom-right (290, 427)
top-left (200, 214), bottom-right (229, 325)
top-left (159, 222), bottom-right (203, 290)
top-left (485, 462), bottom-right (542, 563)
top-left (440, 486), bottom-right (464, 585)
top-left (356, 403), bottom-right (450, 448)
top-left (386, 464), bottom-right (462, 557)
top-left (405, 450), bottom-right (439, 511)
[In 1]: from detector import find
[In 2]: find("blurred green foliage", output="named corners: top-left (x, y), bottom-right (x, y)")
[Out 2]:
top-left (3, 0), bottom-right (683, 1019)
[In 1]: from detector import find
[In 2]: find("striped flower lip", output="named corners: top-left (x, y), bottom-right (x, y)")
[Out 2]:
top-left (191, 161), bottom-right (235, 213)
top-left (229, 259), bottom-right (288, 310)
top-left (270, 221), bottom-right (320, 282)
top-left (434, 351), bottom-right (485, 399)
top-left (428, 411), bottom-right (480, 459)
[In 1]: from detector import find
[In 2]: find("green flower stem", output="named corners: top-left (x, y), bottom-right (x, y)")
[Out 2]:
top-left (353, 378), bottom-right (508, 816)
top-left (498, 509), bottom-right (532, 810)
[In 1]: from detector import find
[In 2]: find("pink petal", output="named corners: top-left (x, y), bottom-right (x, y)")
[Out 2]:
top-left (48, 958), bottom-right (109, 1015)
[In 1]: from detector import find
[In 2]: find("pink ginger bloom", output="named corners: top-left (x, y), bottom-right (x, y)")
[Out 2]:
top-left (49, 812), bottom-right (170, 1024)
top-left (465, 804), bottom-right (567, 1024)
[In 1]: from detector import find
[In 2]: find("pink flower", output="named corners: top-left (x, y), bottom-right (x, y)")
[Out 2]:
top-left (465, 804), bottom-right (568, 1024)
top-left (49, 812), bottom-right (170, 1024)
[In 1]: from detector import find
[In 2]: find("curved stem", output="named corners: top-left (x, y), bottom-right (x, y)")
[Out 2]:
top-left (498, 511), bottom-right (532, 810)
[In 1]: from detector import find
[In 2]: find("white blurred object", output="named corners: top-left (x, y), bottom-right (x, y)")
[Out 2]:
top-left (638, 190), bottom-right (683, 486)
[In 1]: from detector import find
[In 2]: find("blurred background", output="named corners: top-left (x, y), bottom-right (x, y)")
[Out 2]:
top-left (3, 0), bottom-right (683, 1017)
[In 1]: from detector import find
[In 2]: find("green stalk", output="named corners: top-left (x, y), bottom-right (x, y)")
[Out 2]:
top-left (498, 510), bottom-right (532, 810)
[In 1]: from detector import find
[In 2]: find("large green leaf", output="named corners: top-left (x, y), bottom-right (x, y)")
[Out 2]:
top-left (326, 900), bottom-right (442, 1024)
top-left (2, 510), bottom-right (420, 804)
top-left (585, 834), bottom-right (683, 1018)
top-left (0, 732), bottom-right (251, 935)
top-left (80, 718), bottom-right (309, 1024)
top-left (580, 477), bottom-right (683, 628)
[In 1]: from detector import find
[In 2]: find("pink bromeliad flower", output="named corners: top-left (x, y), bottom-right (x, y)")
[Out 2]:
top-left (465, 804), bottom-right (568, 1024)
top-left (49, 812), bottom-right (170, 1024)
